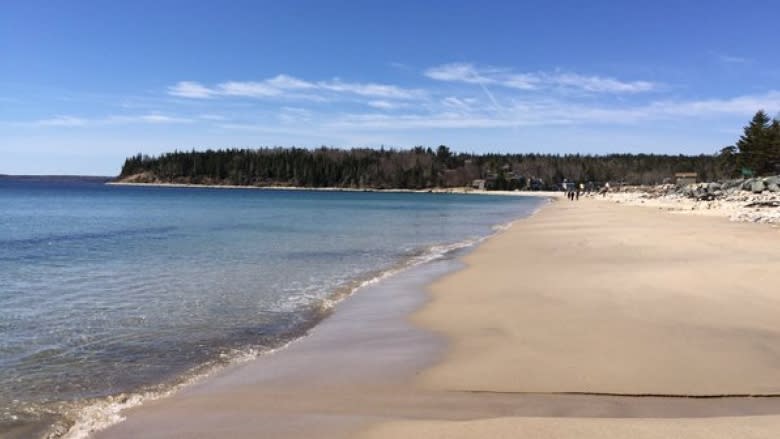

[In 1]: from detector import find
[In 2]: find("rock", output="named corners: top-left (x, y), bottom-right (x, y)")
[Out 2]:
top-left (768, 183), bottom-right (780, 193)
top-left (764, 176), bottom-right (780, 186)
top-left (743, 178), bottom-right (756, 191)
top-left (752, 180), bottom-right (766, 193)
top-left (727, 179), bottom-right (745, 190)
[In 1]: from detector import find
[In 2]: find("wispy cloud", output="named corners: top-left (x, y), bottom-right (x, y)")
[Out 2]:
top-left (552, 73), bottom-right (655, 93)
top-left (425, 63), bottom-right (504, 85)
top-left (25, 113), bottom-right (192, 127)
top-left (711, 51), bottom-right (751, 64)
top-left (169, 81), bottom-right (215, 98)
top-left (425, 63), bottom-right (657, 94)
top-left (34, 115), bottom-right (89, 127)
top-left (367, 100), bottom-right (407, 110)
top-left (278, 106), bottom-right (313, 124)
top-left (327, 90), bottom-right (780, 130)
top-left (198, 114), bottom-right (227, 121)
top-left (168, 74), bottom-right (425, 101)
top-left (106, 114), bottom-right (192, 124)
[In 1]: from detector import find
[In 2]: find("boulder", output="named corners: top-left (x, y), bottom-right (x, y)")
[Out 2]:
top-left (752, 180), bottom-right (766, 193)
top-left (768, 183), bottom-right (780, 193)
top-left (764, 176), bottom-right (780, 187)
top-left (726, 179), bottom-right (745, 190)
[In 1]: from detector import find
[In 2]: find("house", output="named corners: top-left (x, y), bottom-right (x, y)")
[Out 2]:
top-left (675, 172), bottom-right (697, 185)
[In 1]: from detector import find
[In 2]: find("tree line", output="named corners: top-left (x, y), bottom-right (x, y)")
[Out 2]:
top-left (117, 111), bottom-right (779, 190)
top-left (118, 146), bottom-right (724, 190)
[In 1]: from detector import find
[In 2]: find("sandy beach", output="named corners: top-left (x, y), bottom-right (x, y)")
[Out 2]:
top-left (89, 197), bottom-right (780, 439)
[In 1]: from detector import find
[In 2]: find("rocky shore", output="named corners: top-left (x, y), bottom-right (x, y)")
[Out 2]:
top-left (598, 175), bottom-right (780, 224)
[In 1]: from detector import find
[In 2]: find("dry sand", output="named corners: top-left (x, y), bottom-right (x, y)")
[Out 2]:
top-left (362, 198), bottom-right (780, 438)
top-left (90, 197), bottom-right (780, 439)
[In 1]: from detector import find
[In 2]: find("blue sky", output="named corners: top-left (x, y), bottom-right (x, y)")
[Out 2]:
top-left (2, 0), bottom-right (780, 175)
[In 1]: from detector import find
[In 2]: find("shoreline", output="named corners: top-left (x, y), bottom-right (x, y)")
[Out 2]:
top-left (106, 180), bottom-right (557, 197)
top-left (65, 199), bottom-right (546, 439)
top-left (89, 246), bottom-right (468, 439)
top-left (86, 196), bottom-right (780, 438)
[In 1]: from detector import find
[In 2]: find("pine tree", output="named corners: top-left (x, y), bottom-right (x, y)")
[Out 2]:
top-left (768, 119), bottom-right (780, 174)
top-left (735, 110), bottom-right (772, 175)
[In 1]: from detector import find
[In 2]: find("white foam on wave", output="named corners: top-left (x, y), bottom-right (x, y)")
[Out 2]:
top-left (58, 339), bottom-right (298, 439)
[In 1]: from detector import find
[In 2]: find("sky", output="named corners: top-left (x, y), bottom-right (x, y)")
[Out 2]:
top-left (2, 0), bottom-right (780, 175)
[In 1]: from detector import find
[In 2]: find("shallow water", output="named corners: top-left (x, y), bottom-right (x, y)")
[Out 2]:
top-left (0, 176), bottom-right (542, 436)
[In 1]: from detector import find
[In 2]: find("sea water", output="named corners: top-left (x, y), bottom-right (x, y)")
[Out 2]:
top-left (0, 176), bottom-right (544, 437)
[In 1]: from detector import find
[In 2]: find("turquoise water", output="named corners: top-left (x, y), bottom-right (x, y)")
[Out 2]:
top-left (0, 176), bottom-right (543, 436)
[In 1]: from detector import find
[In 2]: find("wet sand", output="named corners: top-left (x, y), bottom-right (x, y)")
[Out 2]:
top-left (92, 198), bottom-right (780, 438)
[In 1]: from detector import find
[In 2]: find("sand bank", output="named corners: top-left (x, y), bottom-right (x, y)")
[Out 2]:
top-left (90, 197), bottom-right (780, 438)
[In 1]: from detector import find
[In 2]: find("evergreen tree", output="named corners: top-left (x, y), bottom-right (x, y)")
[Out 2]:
top-left (735, 110), bottom-right (772, 175)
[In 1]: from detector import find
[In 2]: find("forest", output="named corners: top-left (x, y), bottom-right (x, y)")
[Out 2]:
top-left (118, 111), bottom-right (779, 190)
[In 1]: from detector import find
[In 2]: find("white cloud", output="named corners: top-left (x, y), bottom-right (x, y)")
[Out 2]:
top-left (318, 79), bottom-right (422, 99)
top-left (199, 114), bottom-right (226, 121)
top-left (552, 73), bottom-right (655, 93)
top-left (267, 74), bottom-right (316, 90)
top-left (217, 81), bottom-right (280, 98)
top-left (26, 113), bottom-right (192, 127)
top-left (278, 107), bottom-right (313, 124)
top-left (424, 63), bottom-right (500, 85)
top-left (168, 74), bottom-right (423, 101)
top-left (103, 114), bottom-right (192, 124)
top-left (712, 52), bottom-right (750, 64)
top-left (644, 91), bottom-right (780, 117)
top-left (441, 96), bottom-right (477, 111)
top-left (328, 90), bottom-right (780, 131)
top-left (367, 100), bottom-right (406, 110)
top-left (425, 63), bottom-right (657, 94)
top-left (502, 73), bottom-right (540, 90)
top-left (134, 114), bottom-right (192, 124)
top-left (169, 81), bottom-right (214, 98)
top-left (34, 115), bottom-right (88, 127)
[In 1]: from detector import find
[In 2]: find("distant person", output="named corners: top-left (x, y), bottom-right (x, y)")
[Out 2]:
top-left (576, 188), bottom-right (580, 200)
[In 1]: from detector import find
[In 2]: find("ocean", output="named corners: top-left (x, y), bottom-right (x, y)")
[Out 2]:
top-left (0, 176), bottom-right (544, 437)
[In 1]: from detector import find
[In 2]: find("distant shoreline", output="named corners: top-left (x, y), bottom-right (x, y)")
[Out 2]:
top-left (106, 181), bottom-right (559, 197)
